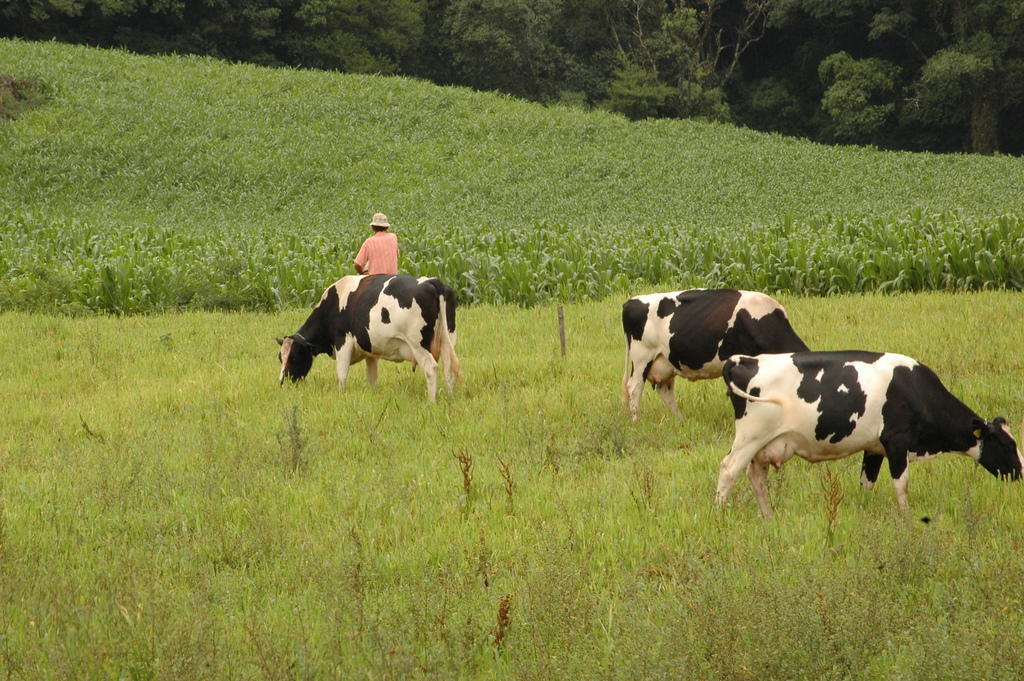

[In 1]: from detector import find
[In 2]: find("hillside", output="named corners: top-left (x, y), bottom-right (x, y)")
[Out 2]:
top-left (2, 39), bottom-right (1024, 311)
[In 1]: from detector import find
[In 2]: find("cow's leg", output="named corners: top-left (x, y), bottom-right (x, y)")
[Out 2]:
top-left (889, 461), bottom-right (910, 510)
top-left (626, 352), bottom-right (674, 422)
top-left (716, 436), bottom-right (763, 507)
top-left (365, 357), bottom-right (379, 388)
top-left (882, 443), bottom-right (911, 510)
top-left (746, 460), bottom-right (773, 517)
top-left (625, 363), bottom-right (646, 422)
top-left (860, 452), bottom-right (885, 490)
top-left (440, 342), bottom-right (462, 391)
top-left (654, 377), bottom-right (682, 423)
top-left (410, 346), bottom-right (439, 402)
top-left (450, 345), bottom-right (465, 387)
top-left (445, 329), bottom-right (465, 388)
top-left (335, 341), bottom-right (354, 390)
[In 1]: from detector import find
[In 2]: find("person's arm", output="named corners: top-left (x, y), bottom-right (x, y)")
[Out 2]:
top-left (354, 240), bottom-right (369, 274)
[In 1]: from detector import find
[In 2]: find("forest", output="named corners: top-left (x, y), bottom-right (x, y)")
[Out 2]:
top-left (3, 0), bottom-right (1023, 156)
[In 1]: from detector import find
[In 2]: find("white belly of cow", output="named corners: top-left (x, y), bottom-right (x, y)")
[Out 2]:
top-left (352, 335), bottom-right (417, 364)
top-left (741, 397), bottom-right (886, 465)
top-left (751, 431), bottom-right (868, 466)
top-left (346, 301), bottom-right (429, 364)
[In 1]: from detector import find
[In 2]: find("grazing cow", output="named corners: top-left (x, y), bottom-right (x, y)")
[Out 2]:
top-left (622, 289), bottom-right (809, 421)
top-left (717, 351), bottom-right (1023, 516)
top-left (277, 274), bottom-right (463, 402)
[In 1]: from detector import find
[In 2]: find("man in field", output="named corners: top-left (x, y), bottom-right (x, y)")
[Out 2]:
top-left (354, 212), bottom-right (400, 275)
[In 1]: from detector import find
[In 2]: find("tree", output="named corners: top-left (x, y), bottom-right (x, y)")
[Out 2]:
top-left (897, 1), bottom-right (1024, 154)
top-left (601, 56), bottom-right (675, 119)
top-left (818, 51), bottom-right (900, 144)
top-left (652, 5), bottom-right (729, 120)
top-left (597, 0), bottom-right (672, 117)
top-left (765, 0), bottom-right (1024, 153)
top-left (599, 1), bottom-right (770, 121)
top-left (0, 0), bottom-right (425, 73)
top-left (697, 0), bottom-right (776, 84)
top-left (279, 0), bottom-right (424, 74)
top-left (0, 0), bottom-right (288, 63)
top-left (441, 0), bottom-right (562, 99)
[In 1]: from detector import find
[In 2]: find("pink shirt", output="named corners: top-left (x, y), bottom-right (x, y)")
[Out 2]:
top-left (354, 231), bottom-right (399, 275)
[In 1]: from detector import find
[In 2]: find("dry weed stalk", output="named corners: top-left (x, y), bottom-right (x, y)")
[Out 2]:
top-left (477, 526), bottom-right (491, 588)
top-left (454, 447), bottom-right (474, 499)
top-left (820, 465), bottom-right (843, 548)
top-left (496, 454), bottom-right (515, 516)
top-left (629, 459), bottom-right (657, 514)
top-left (277, 405), bottom-right (306, 474)
top-left (492, 594), bottom-right (513, 648)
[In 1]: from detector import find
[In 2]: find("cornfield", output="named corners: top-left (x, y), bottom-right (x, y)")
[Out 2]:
top-left (2, 208), bottom-right (1020, 314)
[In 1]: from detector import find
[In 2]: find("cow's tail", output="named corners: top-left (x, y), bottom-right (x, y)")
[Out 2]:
top-left (436, 282), bottom-right (464, 387)
top-left (722, 356), bottom-right (778, 404)
top-left (723, 381), bottom-right (771, 403)
top-left (621, 333), bottom-right (632, 405)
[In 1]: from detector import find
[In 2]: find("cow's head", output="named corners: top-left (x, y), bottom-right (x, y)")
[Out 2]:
top-left (974, 417), bottom-right (1024, 481)
top-left (277, 335), bottom-right (314, 385)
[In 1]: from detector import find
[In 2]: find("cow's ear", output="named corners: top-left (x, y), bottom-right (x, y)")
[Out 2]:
top-left (971, 417), bottom-right (986, 439)
top-left (276, 337), bottom-right (285, 346)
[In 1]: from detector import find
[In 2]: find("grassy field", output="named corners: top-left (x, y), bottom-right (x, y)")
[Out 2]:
top-left (2, 292), bottom-right (1023, 679)
top-left (3, 39), bottom-right (1024, 310)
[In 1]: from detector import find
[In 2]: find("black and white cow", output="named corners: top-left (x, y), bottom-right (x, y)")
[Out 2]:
top-left (277, 274), bottom-right (463, 402)
top-left (622, 289), bottom-right (809, 421)
top-left (717, 351), bottom-right (1023, 516)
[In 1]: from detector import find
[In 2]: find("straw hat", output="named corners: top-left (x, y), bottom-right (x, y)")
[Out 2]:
top-left (371, 213), bottom-right (390, 228)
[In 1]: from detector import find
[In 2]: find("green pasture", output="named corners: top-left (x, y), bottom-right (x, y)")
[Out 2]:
top-left (2, 292), bottom-right (1023, 679)
top-left (3, 39), bottom-right (1024, 311)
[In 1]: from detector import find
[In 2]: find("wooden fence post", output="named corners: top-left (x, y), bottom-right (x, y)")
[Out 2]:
top-left (557, 305), bottom-right (566, 358)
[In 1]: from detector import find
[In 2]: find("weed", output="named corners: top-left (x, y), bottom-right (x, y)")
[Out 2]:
top-left (244, 612), bottom-right (296, 681)
top-left (347, 525), bottom-right (364, 597)
top-left (492, 594), bottom-right (513, 649)
top-left (454, 447), bottom-right (473, 498)
top-left (496, 453), bottom-right (515, 516)
top-left (477, 526), bottom-right (491, 588)
top-left (79, 416), bottom-right (106, 444)
top-left (959, 486), bottom-right (982, 549)
top-left (571, 417), bottom-right (633, 459)
top-left (370, 398), bottom-right (393, 438)
top-left (276, 406), bottom-right (306, 474)
top-left (629, 457), bottom-right (657, 515)
top-left (820, 465), bottom-right (843, 549)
